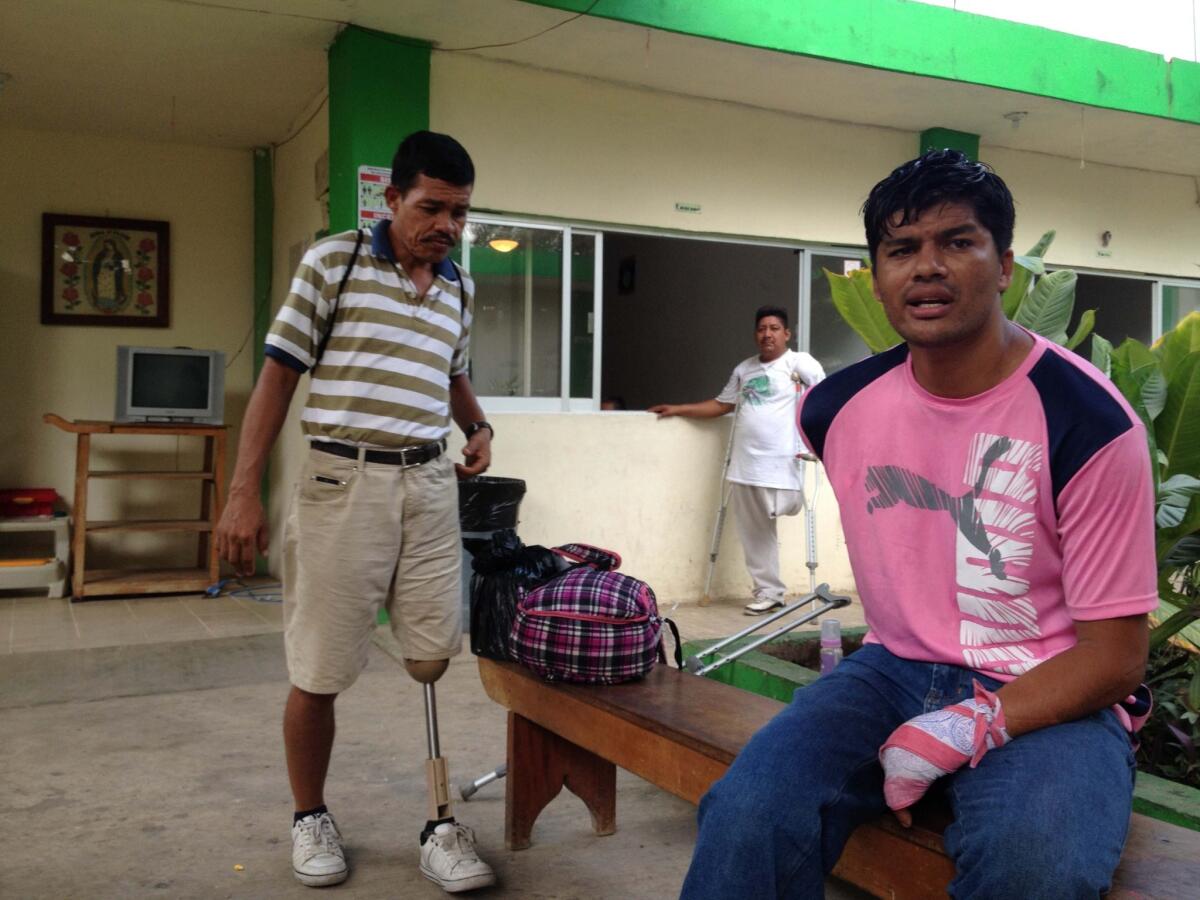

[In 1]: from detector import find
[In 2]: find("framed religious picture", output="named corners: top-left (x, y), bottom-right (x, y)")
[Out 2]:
top-left (41, 213), bottom-right (170, 326)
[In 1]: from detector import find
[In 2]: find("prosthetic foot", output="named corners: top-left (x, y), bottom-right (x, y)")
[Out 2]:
top-left (406, 659), bottom-right (497, 893)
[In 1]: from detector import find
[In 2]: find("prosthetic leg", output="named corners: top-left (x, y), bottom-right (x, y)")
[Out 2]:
top-left (405, 659), bottom-right (456, 833)
top-left (405, 657), bottom-right (497, 892)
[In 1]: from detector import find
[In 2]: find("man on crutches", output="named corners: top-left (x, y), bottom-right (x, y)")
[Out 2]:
top-left (650, 306), bottom-right (825, 614)
top-left (215, 131), bottom-right (496, 892)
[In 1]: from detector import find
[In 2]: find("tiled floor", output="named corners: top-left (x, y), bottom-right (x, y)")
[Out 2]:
top-left (1, 580), bottom-right (283, 653)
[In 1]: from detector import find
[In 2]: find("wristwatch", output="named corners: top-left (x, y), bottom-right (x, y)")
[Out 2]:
top-left (464, 420), bottom-right (494, 440)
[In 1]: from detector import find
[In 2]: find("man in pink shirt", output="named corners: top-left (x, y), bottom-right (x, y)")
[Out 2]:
top-left (681, 149), bottom-right (1156, 899)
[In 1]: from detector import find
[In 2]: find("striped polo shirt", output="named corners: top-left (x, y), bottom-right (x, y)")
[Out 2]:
top-left (264, 220), bottom-right (474, 448)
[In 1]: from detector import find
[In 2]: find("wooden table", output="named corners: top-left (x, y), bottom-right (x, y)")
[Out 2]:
top-left (44, 414), bottom-right (227, 600)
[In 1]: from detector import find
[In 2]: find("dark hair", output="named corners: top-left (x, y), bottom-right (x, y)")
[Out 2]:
top-left (862, 148), bottom-right (1014, 264)
top-left (755, 305), bottom-right (789, 329)
top-left (391, 130), bottom-right (475, 193)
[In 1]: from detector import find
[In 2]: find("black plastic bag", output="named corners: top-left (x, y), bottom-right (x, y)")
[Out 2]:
top-left (468, 529), bottom-right (565, 660)
top-left (458, 476), bottom-right (526, 533)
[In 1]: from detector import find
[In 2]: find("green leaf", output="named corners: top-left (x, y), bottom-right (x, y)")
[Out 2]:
top-left (823, 268), bottom-right (902, 354)
top-left (1154, 310), bottom-right (1200, 381)
top-left (1024, 229), bottom-right (1056, 260)
top-left (1111, 339), bottom-right (1165, 494)
top-left (1091, 332), bottom-right (1113, 377)
top-left (1190, 667), bottom-right (1200, 714)
top-left (1156, 352), bottom-right (1200, 482)
top-left (1161, 534), bottom-right (1200, 570)
top-left (1065, 309), bottom-right (1095, 351)
top-left (1012, 269), bottom-right (1077, 344)
top-left (1002, 259), bottom-right (1037, 320)
top-left (1150, 601), bottom-right (1200, 650)
top-left (1156, 474), bottom-right (1200, 529)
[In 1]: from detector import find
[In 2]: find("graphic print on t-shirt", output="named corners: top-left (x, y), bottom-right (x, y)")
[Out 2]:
top-left (864, 432), bottom-right (1045, 675)
top-left (740, 375), bottom-right (772, 406)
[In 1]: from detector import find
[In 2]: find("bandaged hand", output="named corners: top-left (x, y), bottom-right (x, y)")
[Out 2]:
top-left (879, 681), bottom-right (1010, 824)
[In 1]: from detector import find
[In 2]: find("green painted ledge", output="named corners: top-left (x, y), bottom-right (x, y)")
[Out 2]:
top-left (682, 629), bottom-right (1200, 832)
top-left (524, 0), bottom-right (1200, 125)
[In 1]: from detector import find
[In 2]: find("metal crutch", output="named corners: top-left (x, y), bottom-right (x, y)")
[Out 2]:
top-left (684, 583), bottom-right (850, 677)
top-left (803, 457), bottom-right (821, 594)
top-left (700, 393), bottom-right (743, 607)
top-left (459, 763), bottom-right (505, 801)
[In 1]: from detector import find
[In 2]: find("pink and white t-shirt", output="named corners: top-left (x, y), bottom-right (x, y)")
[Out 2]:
top-left (798, 333), bottom-right (1157, 682)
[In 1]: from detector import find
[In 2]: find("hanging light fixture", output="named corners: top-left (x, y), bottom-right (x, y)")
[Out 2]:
top-left (488, 237), bottom-right (520, 253)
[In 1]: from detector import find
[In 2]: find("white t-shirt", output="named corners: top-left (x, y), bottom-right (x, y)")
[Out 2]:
top-left (717, 349), bottom-right (826, 490)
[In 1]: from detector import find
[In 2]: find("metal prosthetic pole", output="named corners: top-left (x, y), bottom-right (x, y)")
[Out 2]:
top-left (423, 683), bottom-right (454, 822)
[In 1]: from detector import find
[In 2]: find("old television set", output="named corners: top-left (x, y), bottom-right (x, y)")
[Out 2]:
top-left (115, 346), bottom-right (225, 424)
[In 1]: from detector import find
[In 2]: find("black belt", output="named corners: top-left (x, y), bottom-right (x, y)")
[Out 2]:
top-left (313, 439), bottom-right (446, 467)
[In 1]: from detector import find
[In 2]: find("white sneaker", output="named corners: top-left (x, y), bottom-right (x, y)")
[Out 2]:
top-left (291, 811), bottom-right (348, 887)
top-left (419, 821), bottom-right (497, 893)
top-left (744, 596), bottom-right (785, 616)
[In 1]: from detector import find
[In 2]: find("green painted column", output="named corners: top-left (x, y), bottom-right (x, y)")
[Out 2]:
top-left (328, 27), bottom-right (431, 232)
top-left (919, 128), bottom-right (980, 160)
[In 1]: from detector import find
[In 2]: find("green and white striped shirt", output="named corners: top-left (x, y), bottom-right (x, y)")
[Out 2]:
top-left (265, 222), bottom-right (474, 449)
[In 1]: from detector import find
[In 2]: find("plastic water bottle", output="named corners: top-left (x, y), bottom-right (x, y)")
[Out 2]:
top-left (819, 618), bottom-right (843, 675)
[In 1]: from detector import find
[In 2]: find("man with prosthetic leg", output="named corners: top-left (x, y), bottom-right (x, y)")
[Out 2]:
top-left (216, 131), bottom-right (496, 892)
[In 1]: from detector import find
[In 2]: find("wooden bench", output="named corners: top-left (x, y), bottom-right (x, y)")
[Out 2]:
top-left (478, 657), bottom-right (1200, 899)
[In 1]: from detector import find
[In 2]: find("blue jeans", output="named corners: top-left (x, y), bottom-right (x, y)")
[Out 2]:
top-left (680, 644), bottom-right (1135, 900)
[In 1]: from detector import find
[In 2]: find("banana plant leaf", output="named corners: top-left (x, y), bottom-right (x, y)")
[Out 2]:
top-left (1157, 475), bottom-right (1200, 529)
top-left (823, 267), bottom-right (902, 354)
top-left (1156, 351), bottom-right (1200, 481)
top-left (1065, 309), bottom-right (1095, 351)
top-left (1161, 534), bottom-right (1200, 570)
top-left (1110, 339), bottom-right (1165, 495)
top-left (1154, 311), bottom-right (1200, 381)
top-left (1002, 230), bottom-right (1055, 320)
top-left (1012, 269), bottom-right (1077, 344)
top-left (1091, 332), bottom-right (1114, 377)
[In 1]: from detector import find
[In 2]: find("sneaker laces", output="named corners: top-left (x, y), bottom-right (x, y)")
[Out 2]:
top-left (436, 823), bottom-right (481, 866)
top-left (295, 815), bottom-right (341, 858)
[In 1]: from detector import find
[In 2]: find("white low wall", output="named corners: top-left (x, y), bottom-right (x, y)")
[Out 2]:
top-left (447, 412), bottom-right (854, 604)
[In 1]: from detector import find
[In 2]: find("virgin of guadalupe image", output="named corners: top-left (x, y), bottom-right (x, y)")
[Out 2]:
top-left (84, 234), bottom-right (132, 312)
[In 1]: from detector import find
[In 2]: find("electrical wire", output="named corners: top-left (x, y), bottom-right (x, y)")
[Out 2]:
top-left (275, 93), bottom-right (328, 149)
top-left (206, 576), bottom-right (283, 603)
top-left (433, 0), bottom-right (604, 52)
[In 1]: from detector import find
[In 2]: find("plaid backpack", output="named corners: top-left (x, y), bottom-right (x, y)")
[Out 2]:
top-left (510, 544), bottom-right (681, 684)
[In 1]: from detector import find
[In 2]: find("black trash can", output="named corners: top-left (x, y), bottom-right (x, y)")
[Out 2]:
top-left (458, 476), bottom-right (526, 617)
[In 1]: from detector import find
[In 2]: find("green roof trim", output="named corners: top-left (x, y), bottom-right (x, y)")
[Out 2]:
top-left (523, 0), bottom-right (1200, 125)
top-left (920, 128), bottom-right (980, 160)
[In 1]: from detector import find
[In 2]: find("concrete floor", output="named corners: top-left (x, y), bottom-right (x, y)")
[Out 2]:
top-left (2, 587), bottom-right (868, 899)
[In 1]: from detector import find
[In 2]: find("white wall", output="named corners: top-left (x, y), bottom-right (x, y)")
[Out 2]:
top-left (433, 54), bottom-right (1200, 280)
top-left (265, 98), bottom-right (330, 576)
top-left (0, 127), bottom-right (253, 569)
top-left (449, 414), bottom-right (855, 605)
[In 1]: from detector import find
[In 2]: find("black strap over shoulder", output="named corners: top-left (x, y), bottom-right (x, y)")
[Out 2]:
top-left (315, 227), bottom-right (365, 366)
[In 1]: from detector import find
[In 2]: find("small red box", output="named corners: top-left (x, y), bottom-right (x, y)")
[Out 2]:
top-left (0, 488), bottom-right (57, 518)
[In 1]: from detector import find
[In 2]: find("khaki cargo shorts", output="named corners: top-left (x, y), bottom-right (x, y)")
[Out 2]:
top-left (282, 446), bottom-right (463, 695)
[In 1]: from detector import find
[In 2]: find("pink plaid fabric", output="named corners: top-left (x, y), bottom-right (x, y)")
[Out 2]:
top-left (511, 566), bottom-right (663, 684)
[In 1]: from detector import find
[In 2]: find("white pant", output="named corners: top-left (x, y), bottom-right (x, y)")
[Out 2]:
top-left (729, 482), bottom-right (805, 601)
